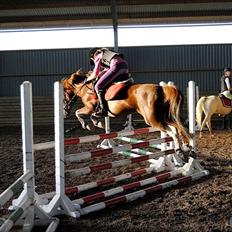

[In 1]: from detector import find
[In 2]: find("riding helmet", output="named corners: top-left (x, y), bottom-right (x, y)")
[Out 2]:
top-left (89, 47), bottom-right (101, 66)
top-left (224, 67), bottom-right (231, 72)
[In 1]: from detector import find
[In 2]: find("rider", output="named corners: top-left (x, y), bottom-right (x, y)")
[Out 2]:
top-left (87, 47), bottom-right (129, 117)
top-left (220, 67), bottom-right (232, 99)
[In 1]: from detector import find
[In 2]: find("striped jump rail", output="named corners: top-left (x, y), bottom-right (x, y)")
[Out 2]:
top-left (116, 136), bottom-right (173, 161)
top-left (33, 127), bottom-right (159, 151)
top-left (65, 137), bottom-right (173, 163)
top-left (78, 170), bottom-right (209, 216)
top-left (117, 136), bottom-right (168, 150)
top-left (64, 127), bottom-right (159, 145)
top-left (66, 149), bottom-right (174, 177)
top-left (65, 166), bottom-right (158, 195)
top-left (73, 168), bottom-right (182, 206)
top-left (0, 171), bottom-right (33, 209)
top-left (0, 197), bottom-right (31, 232)
top-left (41, 165), bottom-right (160, 199)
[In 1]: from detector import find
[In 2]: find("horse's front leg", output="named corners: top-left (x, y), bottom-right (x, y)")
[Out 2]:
top-left (75, 107), bottom-right (95, 131)
top-left (90, 114), bottom-right (105, 129)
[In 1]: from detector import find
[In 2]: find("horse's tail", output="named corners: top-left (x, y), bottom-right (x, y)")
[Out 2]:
top-left (196, 96), bottom-right (206, 128)
top-left (163, 86), bottom-right (183, 122)
top-left (163, 86), bottom-right (188, 135)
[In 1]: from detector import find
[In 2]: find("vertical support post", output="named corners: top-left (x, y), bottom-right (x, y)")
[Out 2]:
top-left (98, 116), bottom-right (116, 148)
top-left (43, 82), bottom-right (80, 218)
top-left (20, 81), bottom-right (35, 231)
top-left (98, 0), bottom-right (119, 148)
top-left (54, 82), bottom-right (65, 196)
top-left (124, 114), bottom-right (134, 131)
top-left (21, 81), bottom-right (35, 201)
top-left (167, 81), bottom-right (175, 149)
top-left (9, 82), bottom-right (59, 231)
top-left (188, 81), bottom-right (196, 151)
top-left (159, 81), bottom-right (167, 151)
top-left (105, 116), bottom-right (111, 134)
top-left (195, 85), bottom-right (199, 103)
top-left (111, 0), bottom-right (118, 52)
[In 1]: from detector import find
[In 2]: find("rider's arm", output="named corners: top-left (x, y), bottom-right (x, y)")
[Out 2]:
top-left (225, 77), bottom-right (231, 90)
top-left (87, 53), bottom-right (102, 81)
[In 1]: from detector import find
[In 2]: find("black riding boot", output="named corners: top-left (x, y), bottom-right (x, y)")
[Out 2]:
top-left (94, 90), bottom-right (108, 117)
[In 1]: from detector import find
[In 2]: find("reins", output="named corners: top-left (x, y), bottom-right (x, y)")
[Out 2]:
top-left (63, 77), bottom-right (95, 113)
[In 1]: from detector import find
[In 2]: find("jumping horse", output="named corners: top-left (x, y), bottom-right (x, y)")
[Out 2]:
top-left (196, 93), bottom-right (232, 137)
top-left (61, 69), bottom-right (194, 158)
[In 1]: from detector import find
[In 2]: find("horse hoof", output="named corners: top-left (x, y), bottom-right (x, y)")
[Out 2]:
top-left (86, 124), bottom-right (95, 131)
top-left (176, 150), bottom-right (189, 163)
top-left (90, 115), bottom-right (105, 129)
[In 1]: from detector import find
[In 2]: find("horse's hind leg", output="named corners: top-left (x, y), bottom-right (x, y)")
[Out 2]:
top-left (206, 119), bottom-right (214, 137)
top-left (165, 125), bottom-right (182, 151)
top-left (165, 120), bottom-right (197, 161)
top-left (141, 111), bottom-right (183, 152)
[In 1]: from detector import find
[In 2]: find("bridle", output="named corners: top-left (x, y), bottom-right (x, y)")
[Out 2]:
top-left (63, 92), bottom-right (77, 115)
top-left (63, 77), bottom-right (95, 115)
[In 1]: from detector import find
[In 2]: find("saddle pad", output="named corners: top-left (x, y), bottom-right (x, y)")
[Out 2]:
top-left (220, 95), bottom-right (232, 108)
top-left (105, 83), bottom-right (127, 101)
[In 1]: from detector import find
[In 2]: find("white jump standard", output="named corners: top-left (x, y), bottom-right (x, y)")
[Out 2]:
top-left (1, 80), bottom-right (209, 232)
top-left (0, 82), bottom-right (59, 232)
top-left (40, 81), bottom-right (209, 219)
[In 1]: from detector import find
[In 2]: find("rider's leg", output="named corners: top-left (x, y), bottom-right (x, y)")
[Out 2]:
top-left (93, 61), bottom-right (128, 117)
top-left (95, 89), bottom-right (108, 117)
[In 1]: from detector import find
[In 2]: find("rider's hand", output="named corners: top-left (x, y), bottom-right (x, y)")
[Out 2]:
top-left (87, 74), bottom-right (96, 82)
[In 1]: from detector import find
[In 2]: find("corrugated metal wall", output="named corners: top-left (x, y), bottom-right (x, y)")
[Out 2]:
top-left (0, 48), bottom-right (90, 96)
top-left (0, 44), bottom-right (232, 96)
top-left (122, 44), bottom-right (232, 93)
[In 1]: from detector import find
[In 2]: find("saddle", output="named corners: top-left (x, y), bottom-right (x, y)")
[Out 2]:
top-left (105, 77), bottom-right (134, 101)
top-left (219, 94), bottom-right (232, 108)
top-left (93, 74), bottom-right (134, 101)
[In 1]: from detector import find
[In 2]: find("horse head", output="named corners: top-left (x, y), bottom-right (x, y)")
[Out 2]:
top-left (61, 69), bottom-right (92, 117)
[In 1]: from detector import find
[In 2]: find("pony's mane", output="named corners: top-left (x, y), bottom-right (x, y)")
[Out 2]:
top-left (75, 69), bottom-right (92, 77)
top-left (61, 69), bottom-right (93, 86)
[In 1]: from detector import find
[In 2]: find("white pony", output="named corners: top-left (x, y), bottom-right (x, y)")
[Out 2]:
top-left (196, 92), bottom-right (232, 137)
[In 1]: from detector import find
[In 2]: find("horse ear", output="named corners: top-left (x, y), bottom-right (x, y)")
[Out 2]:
top-left (76, 69), bottom-right (82, 75)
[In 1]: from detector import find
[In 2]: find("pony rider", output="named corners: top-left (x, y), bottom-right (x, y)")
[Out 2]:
top-left (86, 47), bottom-right (129, 117)
top-left (220, 67), bottom-right (232, 100)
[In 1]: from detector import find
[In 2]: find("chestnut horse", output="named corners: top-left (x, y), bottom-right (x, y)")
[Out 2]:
top-left (61, 70), bottom-right (193, 157)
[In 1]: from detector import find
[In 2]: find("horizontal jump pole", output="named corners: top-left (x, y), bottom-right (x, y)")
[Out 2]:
top-left (41, 165), bottom-right (160, 199)
top-left (79, 170), bottom-right (209, 216)
top-left (64, 127), bottom-right (159, 145)
top-left (33, 127), bottom-right (159, 151)
top-left (116, 136), bottom-right (172, 158)
top-left (117, 136), bottom-right (164, 149)
top-left (0, 197), bottom-right (31, 232)
top-left (73, 169), bottom-right (182, 206)
top-left (65, 137), bottom-right (173, 163)
top-left (0, 171), bottom-right (33, 209)
top-left (65, 165), bottom-right (158, 195)
top-left (66, 149), bottom-right (174, 177)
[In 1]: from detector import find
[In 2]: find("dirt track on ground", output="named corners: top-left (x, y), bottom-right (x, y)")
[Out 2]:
top-left (0, 125), bottom-right (232, 232)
